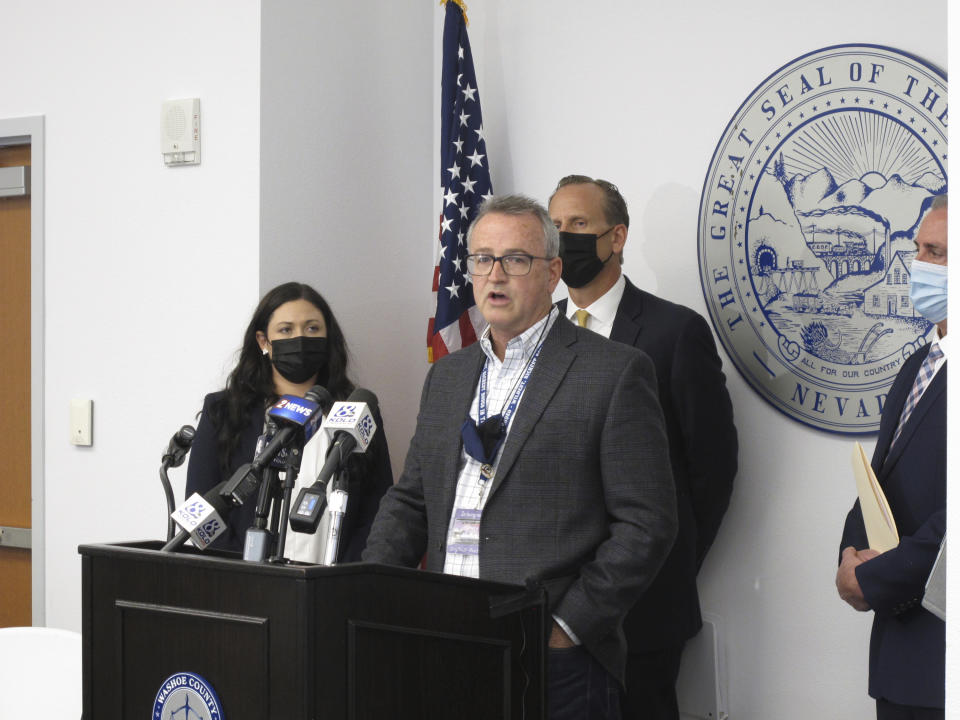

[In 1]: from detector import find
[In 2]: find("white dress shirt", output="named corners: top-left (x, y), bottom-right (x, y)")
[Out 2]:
top-left (564, 273), bottom-right (626, 339)
top-left (443, 309), bottom-right (558, 578)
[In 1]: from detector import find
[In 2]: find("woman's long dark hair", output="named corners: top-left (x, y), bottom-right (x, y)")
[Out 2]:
top-left (209, 282), bottom-right (355, 474)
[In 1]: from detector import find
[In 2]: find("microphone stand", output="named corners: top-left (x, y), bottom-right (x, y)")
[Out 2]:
top-left (252, 467), bottom-right (278, 530)
top-left (271, 443), bottom-right (304, 562)
top-left (159, 459), bottom-right (176, 541)
top-left (321, 467), bottom-right (350, 566)
top-left (242, 467), bottom-right (280, 562)
top-left (242, 421), bottom-right (304, 562)
top-left (159, 424), bottom-right (197, 542)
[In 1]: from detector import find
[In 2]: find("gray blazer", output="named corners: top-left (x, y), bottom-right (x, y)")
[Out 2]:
top-left (363, 315), bottom-right (677, 683)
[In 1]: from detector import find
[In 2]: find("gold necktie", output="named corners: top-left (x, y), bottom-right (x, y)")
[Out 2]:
top-left (575, 309), bottom-right (590, 328)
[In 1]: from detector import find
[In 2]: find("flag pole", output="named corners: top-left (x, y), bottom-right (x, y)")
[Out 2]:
top-left (439, 0), bottom-right (469, 25)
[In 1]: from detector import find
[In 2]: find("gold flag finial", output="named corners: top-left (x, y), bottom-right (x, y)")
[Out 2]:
top-left (440, 0), bottom-right (469, 25)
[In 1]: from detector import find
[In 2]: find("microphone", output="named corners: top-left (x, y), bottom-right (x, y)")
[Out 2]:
top-left (220, 385), bottom-right (332, 507)
top-left (322, 388), bottom-right (379, 457)
top-left (160, 424), bottom-right (197, 541)
top-left (162, 425), bottom-right (197, 469)
top-left (267, 386), bottom-right (332, 444)
top-left (288, 388), bottom-right (379, 534)
top-left (256, 387), bottom-right (332, 470)
top-left (162, 480), bottom-right (231, 552)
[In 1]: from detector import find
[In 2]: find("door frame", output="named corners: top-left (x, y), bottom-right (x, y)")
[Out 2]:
top-left (0, 115), bottom-right (45, 625)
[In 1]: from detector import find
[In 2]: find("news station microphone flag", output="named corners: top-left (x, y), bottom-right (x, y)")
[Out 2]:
top-left (427, 0), bottom-right (493, 363)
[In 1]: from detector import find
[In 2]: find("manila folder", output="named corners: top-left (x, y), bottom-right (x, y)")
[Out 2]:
top-left (851, 441), bottom-right (899, 552)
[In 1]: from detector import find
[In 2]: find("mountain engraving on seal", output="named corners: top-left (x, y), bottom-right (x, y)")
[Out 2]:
top-left (751, 158), bottom-right (943, 365)
top-left (698, 44), bottom-right (947, 433)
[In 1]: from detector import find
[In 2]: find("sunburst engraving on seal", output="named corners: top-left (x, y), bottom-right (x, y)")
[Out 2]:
top-left (698, 44), bottom-right (946, 433)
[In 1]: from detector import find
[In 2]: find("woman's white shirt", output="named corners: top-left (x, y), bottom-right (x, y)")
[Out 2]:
top-left (282, 424), bottom-right (334, 564)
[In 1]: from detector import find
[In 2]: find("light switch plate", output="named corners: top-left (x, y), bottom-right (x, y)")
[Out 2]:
top-left (70, 399), bottom-right (93, 446)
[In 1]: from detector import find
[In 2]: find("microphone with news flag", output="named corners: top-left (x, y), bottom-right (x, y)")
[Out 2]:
top-left (220, 385), bottom-right (330, 509)
top-left (162, 480), bottom-right (231, 552)
top-left (288, 388), bottom-right (379, 536)
top-left (162, 385), bottom-right (329, 553)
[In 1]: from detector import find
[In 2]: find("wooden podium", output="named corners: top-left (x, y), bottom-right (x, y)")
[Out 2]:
top-left (79, 541), bottom-right (546, 719)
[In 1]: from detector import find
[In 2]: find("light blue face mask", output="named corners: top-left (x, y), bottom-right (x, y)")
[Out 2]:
top-left (909, 259), bottom-right (948, 324)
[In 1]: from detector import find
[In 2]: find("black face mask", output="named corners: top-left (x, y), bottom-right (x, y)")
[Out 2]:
top-left (558, 228), bottom-right (615, 288)
top-left (268, 336), bottom-right (329, 384)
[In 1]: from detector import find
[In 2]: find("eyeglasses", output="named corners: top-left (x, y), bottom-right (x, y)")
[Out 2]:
top-left (465, 253), bottom-right (551, 276)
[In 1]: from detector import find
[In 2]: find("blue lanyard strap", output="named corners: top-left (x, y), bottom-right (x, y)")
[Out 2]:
top-left (478, 340), bottom-right (544, 427)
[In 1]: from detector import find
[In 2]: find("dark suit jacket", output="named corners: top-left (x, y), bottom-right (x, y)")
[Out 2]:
top-left (185, 390), bottom-right (393, 562)
top-left (560, 277), bottom-right (738, 651)
top-left (840, 343), bottom-right (946, 708)
top-left (362, 316), bottom-right (678, 683)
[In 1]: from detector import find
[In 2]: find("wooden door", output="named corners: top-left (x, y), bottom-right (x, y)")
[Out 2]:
top-left (0, 144), bottom-right (32, 626)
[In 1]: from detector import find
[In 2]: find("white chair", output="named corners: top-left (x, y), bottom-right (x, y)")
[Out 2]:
top-left (0, 626), bottom-right (82, 718)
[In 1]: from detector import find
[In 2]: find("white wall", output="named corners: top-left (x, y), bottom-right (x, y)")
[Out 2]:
top-left (259, 0), bottom-right (434, 476)
top-left (456, 2), bottom-right (947, 719)
top-left (0, 0), bottom-right (262, 630)
top-left (3, 1), bottom-right (951, 717)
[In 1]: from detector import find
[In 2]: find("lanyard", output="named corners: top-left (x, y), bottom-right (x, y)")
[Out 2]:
top-left (478, 340), bottom-right (543, 428)
top-left (462, 307), bottom-right (555, 480)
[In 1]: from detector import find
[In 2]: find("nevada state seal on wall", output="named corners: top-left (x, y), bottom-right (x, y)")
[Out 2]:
top-left (698, 44), bottom-right (946, 433)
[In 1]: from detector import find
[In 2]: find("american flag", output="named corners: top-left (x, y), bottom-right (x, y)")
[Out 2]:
top-left (427, 0), bottom-right (493, 363)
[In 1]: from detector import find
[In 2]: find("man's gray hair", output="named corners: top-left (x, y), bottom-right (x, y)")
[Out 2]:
top-left (466, 194), bottom-right (560, 258)
top-left (930, 193), bottom-right (948, 211)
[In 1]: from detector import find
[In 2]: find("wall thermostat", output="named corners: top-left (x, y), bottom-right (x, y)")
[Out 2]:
top-left (162, 98), bottom-right (200, 166)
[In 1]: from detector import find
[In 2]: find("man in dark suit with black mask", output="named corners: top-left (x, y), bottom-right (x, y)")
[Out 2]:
top-left (548, 175), bottom-right (739, 720)
top-left (837, 194), bottom-right (947, 720)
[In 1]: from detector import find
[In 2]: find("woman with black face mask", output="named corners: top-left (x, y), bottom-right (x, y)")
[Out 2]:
top-left (184, 282), bottom-right (392, 560)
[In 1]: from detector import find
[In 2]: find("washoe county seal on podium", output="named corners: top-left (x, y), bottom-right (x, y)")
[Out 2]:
top-left (153, 671), bottom-right (224, 720)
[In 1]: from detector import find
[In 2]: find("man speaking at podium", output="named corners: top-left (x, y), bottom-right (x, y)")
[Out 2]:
top-left (364, 194), bottom-right (677, 720)
top-left (837, 194), bottom-right (947, 720)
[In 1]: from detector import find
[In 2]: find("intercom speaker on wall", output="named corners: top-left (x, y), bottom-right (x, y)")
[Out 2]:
top-left (162, 98), bottom-right (200, 166)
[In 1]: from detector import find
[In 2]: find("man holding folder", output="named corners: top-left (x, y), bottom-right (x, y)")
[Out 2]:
top-left (837, 194), bottom-right (947, 720)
